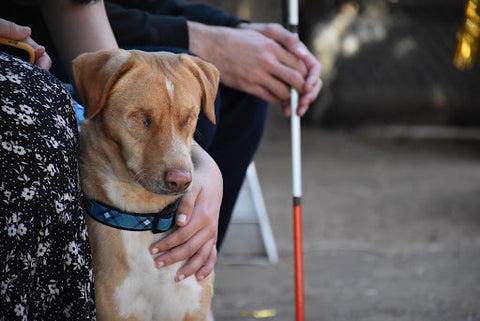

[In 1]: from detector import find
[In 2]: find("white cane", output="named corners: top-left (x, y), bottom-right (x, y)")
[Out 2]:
top-left (286, 0), bottom-right (305, 320)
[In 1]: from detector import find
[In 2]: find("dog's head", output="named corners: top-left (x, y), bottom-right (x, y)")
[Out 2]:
top-left (73, 49), bottom-right (219, 196)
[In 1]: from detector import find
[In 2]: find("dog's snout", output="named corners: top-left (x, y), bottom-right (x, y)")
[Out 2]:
top-left (165, 169), bottom-right (192, 193)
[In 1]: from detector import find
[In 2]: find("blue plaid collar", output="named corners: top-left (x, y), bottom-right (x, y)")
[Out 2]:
top-left (83, 198), bottom-right (180, 233)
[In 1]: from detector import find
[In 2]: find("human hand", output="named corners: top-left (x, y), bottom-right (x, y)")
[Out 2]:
top-left (149, 145), bottom-right (222, 282)
top-left (239, 23), bottom-right (322, 117)
top-left (0, 18), bottom-right (52, 70)
top-left (189, 21), bottom-right (308, 113)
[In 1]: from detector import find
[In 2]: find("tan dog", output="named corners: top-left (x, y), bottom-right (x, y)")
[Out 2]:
top-left (73, 49), bottom-right (219, 321)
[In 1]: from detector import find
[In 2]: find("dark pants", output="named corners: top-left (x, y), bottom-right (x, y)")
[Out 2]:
top-left (197, 83), bottom-right (268, 249)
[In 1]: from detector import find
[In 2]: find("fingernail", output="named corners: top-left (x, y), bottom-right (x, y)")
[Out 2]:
top-left (176, 214), bottom-right (187, 224)
top-left (304, 81), bottom-right (313, 91)
top-left (296, 45), bottom-right (308, 56)
top-left (177, 274), bottom-right (185, 282)
top-left (197, 274), bottom-right (205, 280)
top-left (151, 247), bottom-right (159, 254)
top-left (156, 261), bottom-right (164, 269)
top-left (20, 26), bottom-right (31, 34)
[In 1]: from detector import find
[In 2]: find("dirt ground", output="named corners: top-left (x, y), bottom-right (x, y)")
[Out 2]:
top-left (212, 107), bottom-right (480, 321)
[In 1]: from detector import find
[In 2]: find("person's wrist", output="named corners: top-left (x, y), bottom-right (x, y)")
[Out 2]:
top-left (187, 21), bottom-right (215, 59)
top-left (188, 21), bottom-right (231, 61)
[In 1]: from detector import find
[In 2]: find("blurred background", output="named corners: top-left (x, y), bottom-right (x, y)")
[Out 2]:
top-left (190, 1), bottom-right (480, 320)
top-left (198, 0), bottom-right (480, 128)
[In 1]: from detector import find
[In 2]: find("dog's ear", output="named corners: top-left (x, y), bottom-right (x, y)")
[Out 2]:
top-left (73, 49), bottom-right (135, 119)
top-left (180, 54), bottom-right (219, 125)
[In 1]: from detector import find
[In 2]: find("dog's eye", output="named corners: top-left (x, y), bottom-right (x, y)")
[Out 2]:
top-left (143, 117), bottom-right (152, 129)
top-left (182, 114), bottom-right (196, 129)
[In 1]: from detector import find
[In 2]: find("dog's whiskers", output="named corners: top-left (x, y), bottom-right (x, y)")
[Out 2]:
top-left (132, 170), bottom-right (147, 184)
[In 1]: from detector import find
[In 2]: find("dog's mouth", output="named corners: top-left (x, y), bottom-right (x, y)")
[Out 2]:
top-left (139, 181), bottom-right (189, 197)
top-left (155, 187), bottom-right (188, 197)
top-left (135, 174), bottom-right (191, 196)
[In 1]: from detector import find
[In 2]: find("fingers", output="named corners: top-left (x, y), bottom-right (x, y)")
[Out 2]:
top-left (24, 37), bottom-right (52, 70)
top-left (250, 42), bottom-right (305, 101)
top-left (149, 208), bottom-right (198, 259)
top-left (243, 23), bottom-right (322, 112)
top-left (302, 51), bottom-right (322, 92)
top-left (298, 79), bottom-right (322, 116)
top-left (251, 23), bottom-right (297, 50)
top-left (264, 38), bottom-right (307, 90)
top-left (282, 100), bottom-right (291, 117)
top-left (269, 51), bottom-right (306, 92)
top-left (0, 19), bottom-right (31, 41)
top-left (255, 23), bottom-right (309, 70)
top-left (280, 36), bottom-right (323, 116)
top-left (150, 217), bottom-right (217, 282)
top-left (249, 84), bottom-right (281, 104)
top-left (195, 246), bottom-right (217, 280)
top-left (158, 230), bottom-right (213, 282)
top-left (177, 239), bottom-right (217, 282)
top-left (0, 19), bottom-right (52, 70)
top-left (35, 53), bottom-right (52, 71)
top-left (174, 192), bottom-right (195, 228)
top-left (281, 73), bottom-right (322, 117)
top-left (243, 25), bottom-right (307, 91)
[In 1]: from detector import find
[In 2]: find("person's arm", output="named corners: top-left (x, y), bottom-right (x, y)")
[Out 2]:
top-left (149, 144), bottom-right (222, 282)
top-left (105, 0), bottom-right (244, 49)
top-left (109, 0), bottom-right (243, 27)
top-left (39, 0), bottom-right (118, 81)
top-left (106, 2), bottom-right (190, 48)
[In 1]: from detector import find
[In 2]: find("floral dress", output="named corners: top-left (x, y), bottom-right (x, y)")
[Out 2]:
top-left (0, 52), bottom-right (96, 320)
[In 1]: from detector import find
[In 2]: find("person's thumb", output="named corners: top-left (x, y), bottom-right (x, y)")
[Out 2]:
top-left (0, 19), bottom-right (31, 41)
top-left (175, 193), bottom-right (195, 227)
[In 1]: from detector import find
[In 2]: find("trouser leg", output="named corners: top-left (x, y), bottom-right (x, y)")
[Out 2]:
top-left (196, 85), bottom-right (268, 250)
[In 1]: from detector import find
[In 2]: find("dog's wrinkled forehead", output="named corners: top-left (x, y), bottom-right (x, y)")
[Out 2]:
top-left (110, 54), bottom-right (201, 114)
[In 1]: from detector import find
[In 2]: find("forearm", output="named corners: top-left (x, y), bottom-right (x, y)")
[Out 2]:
top-left (191, 144), bottom-right (222, 182)
top-left (39, 0), bottom-right (118, 81)
top-left (187, 21), bottom-right (228, 60)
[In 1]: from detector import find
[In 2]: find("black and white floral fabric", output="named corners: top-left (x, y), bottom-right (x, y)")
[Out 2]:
top-left (0, 52), bottom-right (96, 320)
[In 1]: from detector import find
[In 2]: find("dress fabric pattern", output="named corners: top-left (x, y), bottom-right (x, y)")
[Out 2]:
top-left (0, 52), bottom-right (96, 320)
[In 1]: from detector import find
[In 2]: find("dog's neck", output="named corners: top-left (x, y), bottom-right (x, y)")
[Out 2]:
top-left (83, 197), bottom-right (180, 233)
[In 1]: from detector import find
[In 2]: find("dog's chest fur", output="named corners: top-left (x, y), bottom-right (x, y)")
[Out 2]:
top-left (113, 231), bottom-right (202, 320)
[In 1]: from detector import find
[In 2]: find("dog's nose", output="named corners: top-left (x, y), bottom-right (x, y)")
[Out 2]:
top-left (165, 169), bottom-right (192, 192)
